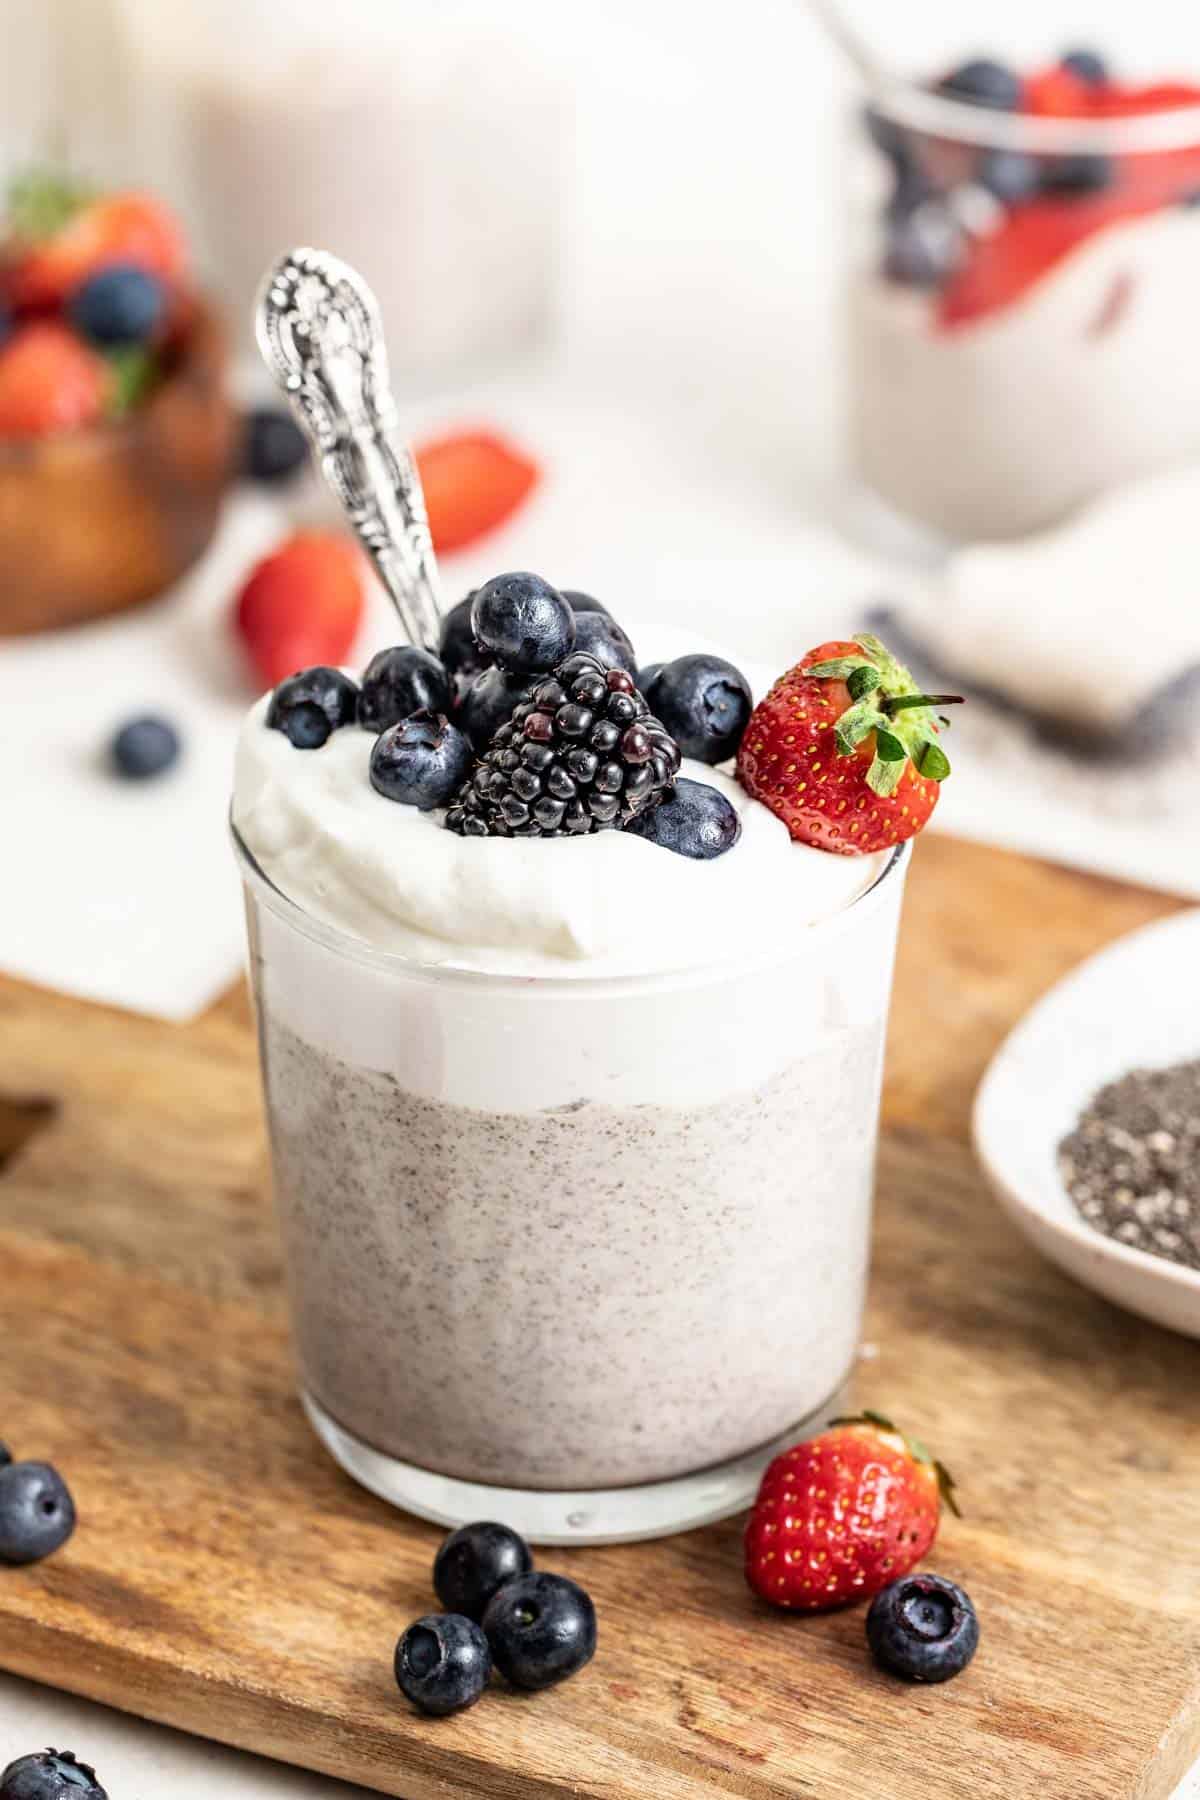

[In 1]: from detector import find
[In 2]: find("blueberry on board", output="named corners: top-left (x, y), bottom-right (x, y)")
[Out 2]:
top-left (242, 408), bottom-right (309, 484)
top-left (570, 610), bottom-right (637, 676)
top-left (866, 1574), bottom-right (980, 1683)
top-left (69, 265), bottom-right (165, 347)
top-left (648, 654), bottom-right (753, 764)
top-left (1043, 153), bottom-right (1114, 194)
top-left (459, 665), bottom-right (531, 752)
top-left (471, 572), bottom-right (575, 675)
top-left (976, 148), bottom-right (1040, 203)
top-left (628, 777), bottom-right (741, 859)
top-left (482, 1571), bottom-right (597, 1690)
top-left (110, 714), bottom-right (180, 781)
top-left (936, 59), bottom-right (1022, 110)
top-left (433, 1521), bottom-right (533, 1622)
top-left (394, 1613), bottom-right (491, 1716)
top-left (0, 1462), bottom-right (76, 1565)
top-left (370, 711), bottom-right (472, 809)
top-left (1061, 47), bottom-right (1109, 86)
top-left (439, 592), bottom-right (490, 691)
top-left (358, 645), bottom-right (451, 734)
top-left (0, 1750), bottom-right (108, 1799)
top-left (559, 588), bottom-right (613, 621)
top-left (266, 667), bottom-right (360, 750)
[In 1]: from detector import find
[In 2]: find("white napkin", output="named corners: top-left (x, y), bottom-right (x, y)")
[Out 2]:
top-left (0, 492), bottom-right (290, 1020)
top-left (876, 462), bottom-right (1200, 742)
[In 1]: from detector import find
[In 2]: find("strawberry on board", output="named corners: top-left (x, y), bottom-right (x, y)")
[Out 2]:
top-left (745, 1410), bottom-right (959, 1612)
top-left (0, 321), bottom-right (109, 437)
top-left (8, 179), bottom-right (187, 311)
top-left (414, 429), bottom-right (539, 555)
top-left (234, 532), bottom-right (366, 690)
top-left (736, 633), bottom-right (960, 854)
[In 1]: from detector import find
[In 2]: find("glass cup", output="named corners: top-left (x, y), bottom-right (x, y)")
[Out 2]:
top-left (845, 82), bottom-right (1200, 549)
top-left (234, 824), bottom-right (909, 1544)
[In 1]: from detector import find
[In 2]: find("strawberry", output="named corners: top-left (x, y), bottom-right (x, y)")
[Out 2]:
top-left (744, 1411), bottom-right (959, 1612)
top-left (414, 429), bottom-right (539, 554)
top-left (736, 634), bottom-right (958, 855)
top-left (8, 187), bottom-right (187, 311)
top-left (0, 322), bottom-right (109, 436)
top-left (234, 532), bottom-right (366, 689)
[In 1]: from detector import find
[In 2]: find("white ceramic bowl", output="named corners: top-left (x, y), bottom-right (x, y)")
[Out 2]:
top-left (973, 909), bottom-right (1200, 1339)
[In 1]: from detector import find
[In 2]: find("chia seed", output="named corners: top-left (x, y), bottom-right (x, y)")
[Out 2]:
top-left (1058, 1061), bottom-right (1200, 1270)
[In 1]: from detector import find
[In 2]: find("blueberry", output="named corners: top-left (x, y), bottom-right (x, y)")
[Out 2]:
top-left (559, 589), bottom-right (612, 620)
top-left (459, 665), bottom-right (530, 752)
top-left (648, 654), bottom-right (752, 764)
top-left (976, 148), bottom-right (1040, 203)
top-left (0, 1463), bottom-right (75, 1565)
top-left (866, 1574), bottom-right (980, 1683)
top-left (1061, 48), bottom-right (1109, 86)
top-left (370, 710), bottom-right (471, 809)
top-left (69, 265), bottom-right (164, 347)
top-left (482, 1571), bottom-right (596, 1690)
top-left (885, 161), bottom-right (937, 225)
top-left (570, 611), bottom-right (637, 676)
top-left (266, 667), bottom-right (359, 750)
top-left (0, 1445), bottom-right (10, 1468)
top-left (884, 203), bottom-right (963, 287)
top-left (636, 662), bottom-right (664, 700)
top-left (394, 1613), bottom-right (491, 1717)
top-left (471, 573), bottom-right (575, 675)
top-left (439, 593), bottom-right (490, 692)
top-left (0, 1750), bottom-right (107, 1799)
top-left (863, 103), bottom-right (909, 169)
top-left (628, 777), bottom-right (741, 859)
top-left (433, 1521), bottom-right (533, 1621)
top-left (110, 714), bottom-right (180, 780)
top-left (1043, 153), bottom-right (1114, 194)
top-left (358, 646), bottom-right (450, 734)
top-left (936, 59), bottom-right (1022, 110)
top-left (242, 408), bottom-right (309, 484)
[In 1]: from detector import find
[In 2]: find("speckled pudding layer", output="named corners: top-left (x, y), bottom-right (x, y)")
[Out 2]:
top-left (260, 1011), bottom-right (884, 1489)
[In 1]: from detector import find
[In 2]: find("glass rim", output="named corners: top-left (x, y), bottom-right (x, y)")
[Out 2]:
top-left (230, 814), bottom-right (910, 997)
top-left (869, 80), bottom-right (1200, 154)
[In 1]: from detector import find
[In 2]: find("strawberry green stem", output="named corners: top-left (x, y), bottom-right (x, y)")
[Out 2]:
top-left (879, 693), bottom-right (964, 716)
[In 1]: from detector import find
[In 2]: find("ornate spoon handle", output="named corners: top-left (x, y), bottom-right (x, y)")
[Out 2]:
top-left (255, 247), bottom-right (443, 651)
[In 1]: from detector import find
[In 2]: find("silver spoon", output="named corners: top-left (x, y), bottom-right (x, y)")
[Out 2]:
top-left (255, 247), bottom-right (444, 653)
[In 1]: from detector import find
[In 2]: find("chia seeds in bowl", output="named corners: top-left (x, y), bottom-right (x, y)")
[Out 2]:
top-left (1058, 1060), bottom-right (1200, 1270)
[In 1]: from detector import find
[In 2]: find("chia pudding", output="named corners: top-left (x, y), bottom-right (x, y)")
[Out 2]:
top-left (258, 1009), bottom-right (884, 1490)
top-left (233, 621), bottom-right (909, 1508)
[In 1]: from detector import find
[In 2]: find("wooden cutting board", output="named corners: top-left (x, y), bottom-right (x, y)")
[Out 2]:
top-left (1, 835), bottom-right (1197, 1800)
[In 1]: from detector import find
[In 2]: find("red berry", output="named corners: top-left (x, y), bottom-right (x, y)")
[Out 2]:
top-left (414, 429), bottom-right (539, 554)
top-left (10, 191), bottom-right (187, 311)
top-left (744, 1412), bottom-right (957, 1612)
top-left (0, 322), bottom-right (109, 437)
top-left (736, 635), bottom-right (952, 855)
top-left (234, 532), bottom-right (365, 690)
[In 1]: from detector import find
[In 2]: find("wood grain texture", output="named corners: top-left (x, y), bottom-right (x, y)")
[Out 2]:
top-left (0, 835), bottom-right (1195, 1800)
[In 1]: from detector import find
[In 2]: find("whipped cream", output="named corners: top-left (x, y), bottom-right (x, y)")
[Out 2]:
top-left (851, 207), bottom-right (1200, 541)
top-left (232, 632), bottom-right (888, 982)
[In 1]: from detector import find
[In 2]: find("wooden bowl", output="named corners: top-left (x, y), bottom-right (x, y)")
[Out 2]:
top-left (0, 298), bottom-right (237, 635)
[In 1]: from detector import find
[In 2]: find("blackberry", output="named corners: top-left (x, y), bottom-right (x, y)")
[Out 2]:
top-left (445, 653), bottom-right (680, 839)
